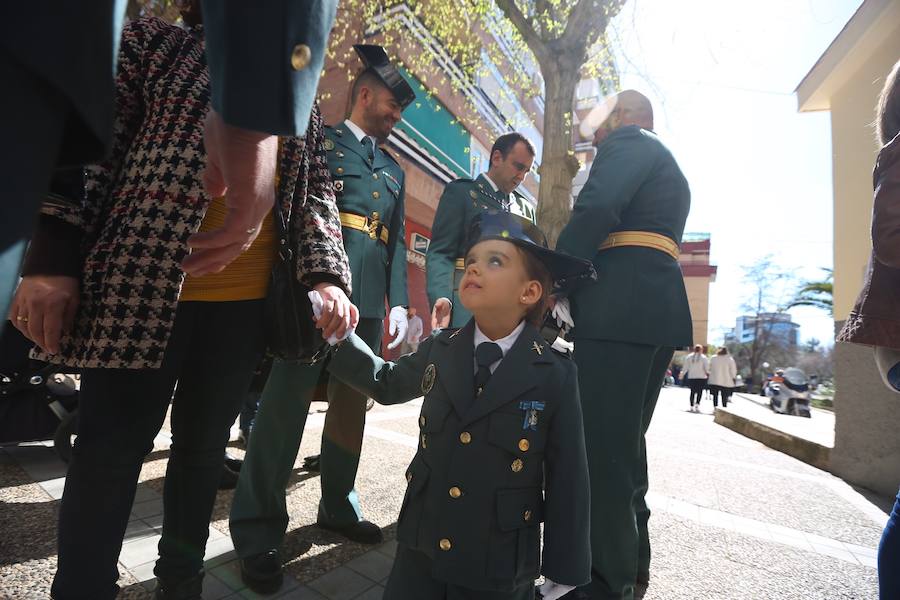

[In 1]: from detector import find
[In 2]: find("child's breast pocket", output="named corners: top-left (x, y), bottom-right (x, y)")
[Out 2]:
top-left (487, 407), bottom-right (549, 465)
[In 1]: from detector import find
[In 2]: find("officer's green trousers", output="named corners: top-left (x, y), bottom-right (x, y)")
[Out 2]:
top-left (573, 339), bottom-right (674, 600)
top-left (229, 318), bottom-right (383, 557)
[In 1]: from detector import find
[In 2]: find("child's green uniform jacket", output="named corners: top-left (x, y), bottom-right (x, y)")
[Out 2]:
top-left (327, 320), bottom-right (591, 596)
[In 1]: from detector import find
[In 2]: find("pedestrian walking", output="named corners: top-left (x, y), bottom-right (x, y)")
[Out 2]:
top-left (684, 345), bottom-right (709, 412)
top-left (834, 57), bottom-right (900, 600)
top-left (555, 89), bottom-right (693, 599)
top-left (708, 347), bottom-right (737, 408)
top-left (6, 9), bottom-right (353, 598)
top-left (323, 211), bottom-right (594, 600)
top-left (427, 132), bottom-right (537, 329)
top-left (229, 45), bottom-right (415, 595)
top-left (401, 307), bottom-right (424, 355)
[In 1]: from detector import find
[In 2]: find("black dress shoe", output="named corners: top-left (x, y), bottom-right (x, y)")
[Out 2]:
top-left (317, 519), bottom-right (384, 544)
top-left (224, 455), bottom-right (243, 472)
top-left (240, 549), bottom-right (283, 594)
top-left (153, 572), bottom-right (203, 599)
top-left (302, 454), bottom-right (321, 472)
top-left (560, 588), bottom-right (591, 599)
top-left (218, 463), bottom-right (240, 490)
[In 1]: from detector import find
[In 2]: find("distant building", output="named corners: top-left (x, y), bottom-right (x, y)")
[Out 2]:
top-left (724, 313), bottom-right (800, 347)
top-left (679, 233), bottom-right (717, 348)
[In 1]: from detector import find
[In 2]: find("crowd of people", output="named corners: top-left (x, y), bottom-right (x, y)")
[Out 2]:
top-left (4, 1), bottom-right (897, 599)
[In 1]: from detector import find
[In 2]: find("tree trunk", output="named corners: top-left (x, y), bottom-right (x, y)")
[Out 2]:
top-left (535, 64), bottom-right (582, 248)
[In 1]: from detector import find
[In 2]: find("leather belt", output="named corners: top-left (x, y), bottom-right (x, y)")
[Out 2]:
top-left (599, 231), bottom-right (680, 261)
top-left (340, 211), bottom-right (389, 245)
top-left (454, 258), bottom-right (465, 270)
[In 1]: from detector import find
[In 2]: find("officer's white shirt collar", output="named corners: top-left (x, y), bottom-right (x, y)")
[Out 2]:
top-left (483, 172), bottom-right (519, 211)
top-left (473, 320), bottom-right (526, 374)
top-left (344, 119), bottom-right (371, 144)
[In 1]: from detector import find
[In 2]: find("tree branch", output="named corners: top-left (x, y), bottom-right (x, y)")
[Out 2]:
top-left (494, 0), bottom-right (549, 64)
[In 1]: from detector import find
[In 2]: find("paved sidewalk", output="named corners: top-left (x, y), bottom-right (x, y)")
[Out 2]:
top-left (0, 387), bottom-right (886, 598)
top-left (727, 391), bottom-right (836, 447)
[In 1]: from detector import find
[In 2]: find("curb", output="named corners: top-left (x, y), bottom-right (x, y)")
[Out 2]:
top-left (713, 408), bottom-right (831, 471)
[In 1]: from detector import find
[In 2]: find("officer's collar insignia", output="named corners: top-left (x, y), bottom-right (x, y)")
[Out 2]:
top-left (324, 139), bottom-right (335, 151)
top-left (334, 180), bottom-right (344, 193)
top-left (422, 364), bottom-right (436, 395)
top-left (531, 341), bottom-right (543, 355)
top-left (519, 400), bottom-right (545, 430)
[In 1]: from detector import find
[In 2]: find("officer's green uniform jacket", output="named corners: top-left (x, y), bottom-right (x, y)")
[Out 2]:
top-left (557, 126), bottom-right (693, 347)
top-left (325, 121), bottom-right (408, 318)
top-left (426, 174), bottom-right (536, 327)
top-left (327, 320), bottom-right (591, 594)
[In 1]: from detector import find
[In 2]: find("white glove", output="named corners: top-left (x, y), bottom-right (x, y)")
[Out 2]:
top-left (308, 291), bottom-right (356, 345)
top-left (551, 297), bottom-right (574, 332)
top-left (387, 305), bottom-right (408, 350)
top-left (538, 579), bottom-right (574, 600)
top-left (551, 336), bottom-right (574, 354)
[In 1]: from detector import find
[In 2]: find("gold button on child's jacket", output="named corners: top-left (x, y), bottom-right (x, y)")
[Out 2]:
top-left (421, 434), bottom-right (427, 448)
top-left (459, 432), bottom-right (472, 444)
top-left (524, 510), bottom-right (532, 522)
top-left (372, 191), bottom-right (380, 199)
top-left (406, 472), bottom-right (413, 483)
top-left (449, 486), bottom-right (462, 498)
top-left (518, 438), bottom-right (530, 452)
top-left (419, 415), bottom-right (426, 427)
top-left (290, 44), bottom-right (311, 71)
top-left (439, 538), bottom-right (452, 551)
top-left (511, 458), bottom-right (524, 472)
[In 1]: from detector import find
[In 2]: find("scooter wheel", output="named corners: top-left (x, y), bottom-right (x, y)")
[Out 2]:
top-left (54, 409), bottom-right (78, 464)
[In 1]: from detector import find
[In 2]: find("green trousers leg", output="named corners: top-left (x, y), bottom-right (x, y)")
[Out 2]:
top-left (573, 340), bottom-right (673, 600)
top-left (318, 317), bottom-right (383, 526)
top-left (229, 357), bottom-right (322, 557)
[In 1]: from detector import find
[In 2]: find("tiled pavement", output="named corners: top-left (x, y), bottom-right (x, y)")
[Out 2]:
top-left (1, 387), bottom-right (888, 599)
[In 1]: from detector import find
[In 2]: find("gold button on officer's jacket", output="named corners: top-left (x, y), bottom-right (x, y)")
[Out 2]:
top-left (336, 167), bottom-right (344, 175)
top-left (449, 486), bottom-right (462, 498)
top-left (419, 415), bottom-right (426, 427)
top-left (406, 472), bottom-right (413, 483)
top-left (421, 434), bottom-right (427, 448)
top-left (372, 191), bottom-right (380, 199)
top-left (511, 458), bottom-right (524, 473)
top-left (459, 432), bottom-right (472, 444)
top-left (518, 438), bottom-right (530, 452)
top-left (524, 510), bottom-right (533, 522)
top-left (439, 538), bottom-right (452, 551)
top-left (372, 173), bottom-right (379, 180)
top-left (290, 44), bottom-right (312, 71)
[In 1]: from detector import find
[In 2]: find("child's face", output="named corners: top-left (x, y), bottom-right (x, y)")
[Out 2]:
top-left (459, 239), bottom-right (542, 319)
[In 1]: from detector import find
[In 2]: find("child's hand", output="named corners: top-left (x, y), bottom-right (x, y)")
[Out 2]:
top-left (308, 289), bottom-right (358, 345)
top-left (431, 298), bottom-right (451, 329)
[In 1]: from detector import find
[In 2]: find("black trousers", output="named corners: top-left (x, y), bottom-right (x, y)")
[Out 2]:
top-left (51, 300), bottom-right (266, 599)
top-left (708, 385), bottom-right (732, 407)
top-left (687, 378), bottom-right (706, 406)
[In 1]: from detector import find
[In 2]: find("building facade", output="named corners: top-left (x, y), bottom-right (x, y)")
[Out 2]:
top-left (724, 313), bottom-right (800, 348)
top-left (795, 0), bottom-right (900, 496)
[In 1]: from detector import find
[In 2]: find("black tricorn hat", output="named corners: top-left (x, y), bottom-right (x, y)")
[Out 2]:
top-left (353, 44), bottom-right (416, 110)
top-left (465, 211), bottom-right (596, 288)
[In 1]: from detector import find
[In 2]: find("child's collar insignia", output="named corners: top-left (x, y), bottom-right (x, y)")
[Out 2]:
top-left (422, 364), bottom-right (436, 395)
top-left (531, 341), bottom-right (543, 355)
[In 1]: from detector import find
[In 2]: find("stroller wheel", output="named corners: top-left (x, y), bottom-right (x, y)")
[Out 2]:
top-left (54, 409), bottom-right (78, 464)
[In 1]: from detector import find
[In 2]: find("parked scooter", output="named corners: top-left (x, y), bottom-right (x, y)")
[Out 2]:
top-left (764, 367), bottom-right (812, 417)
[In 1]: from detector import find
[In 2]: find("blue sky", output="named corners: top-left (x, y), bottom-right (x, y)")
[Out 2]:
top-left (609, 0), bottom-right (864, 345)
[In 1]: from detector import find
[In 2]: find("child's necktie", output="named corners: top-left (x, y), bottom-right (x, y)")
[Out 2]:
top-left (475, 341), bottom-right (502, 396)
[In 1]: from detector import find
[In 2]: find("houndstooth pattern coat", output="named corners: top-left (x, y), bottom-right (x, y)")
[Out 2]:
top-left (34, 17), bottom-right (351, 370)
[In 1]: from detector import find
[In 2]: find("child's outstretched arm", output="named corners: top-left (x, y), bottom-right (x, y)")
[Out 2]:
top-left (541, 362), bottom-right (592, 587)
top-left (327, 332), bottom-right (432, 405)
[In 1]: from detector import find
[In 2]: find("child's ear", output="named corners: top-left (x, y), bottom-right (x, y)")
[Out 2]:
top-left (519, 280), bottom-right (543, 307)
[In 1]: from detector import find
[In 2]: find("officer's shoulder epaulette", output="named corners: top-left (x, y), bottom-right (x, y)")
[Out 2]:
top-left (381, 147), bottom-right (401, 167)
top-left (446, 177), bottom-right (475, 188)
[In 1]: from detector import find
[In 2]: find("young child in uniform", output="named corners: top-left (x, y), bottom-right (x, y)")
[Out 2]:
top-left (317, 211), bottom-right (594, 600)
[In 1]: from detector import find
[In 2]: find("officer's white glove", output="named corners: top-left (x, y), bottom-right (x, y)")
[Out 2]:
top-left (538, 579), bottom-right (574, 600)
top-left (551, 336), bottom-right (574, 354)
top-left (387, 305), bottom-right (408, 350)
top-left (551, 297), bottom-right (574, 333)
top-left (308, 290), bottom-right (356, 345)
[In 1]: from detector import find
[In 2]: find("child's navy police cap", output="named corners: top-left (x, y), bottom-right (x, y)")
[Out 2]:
top-left (466, 210), bottom-right (596, 288)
